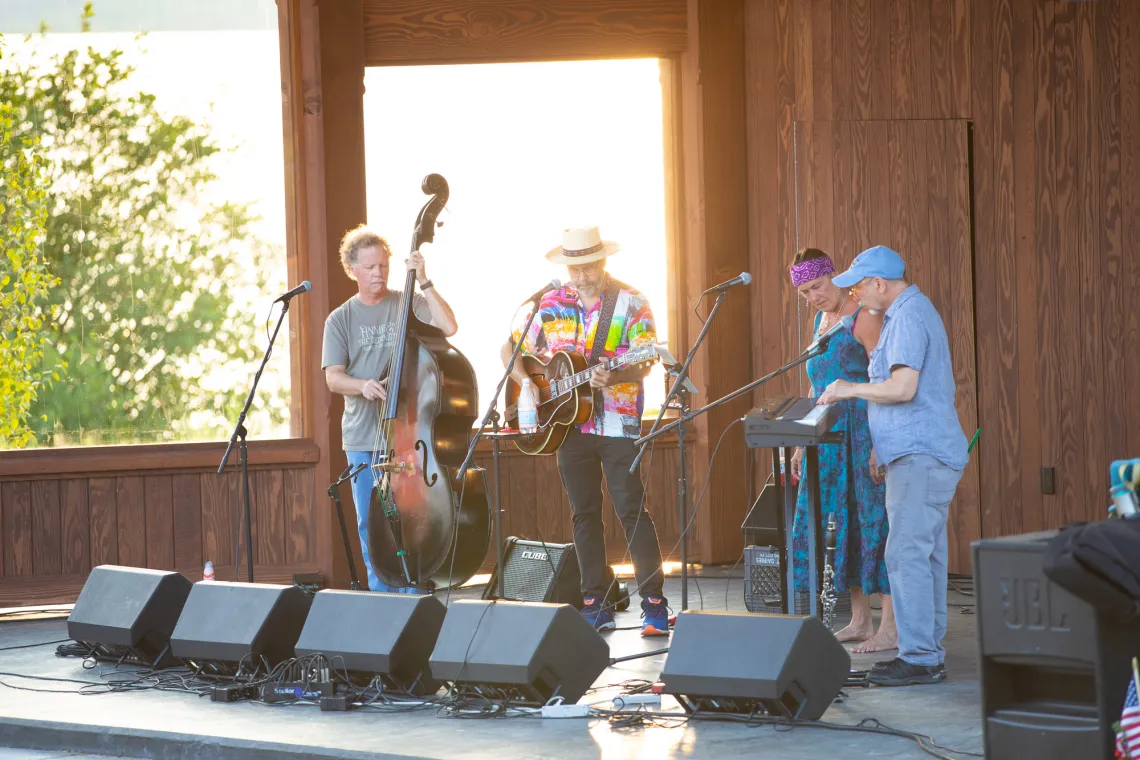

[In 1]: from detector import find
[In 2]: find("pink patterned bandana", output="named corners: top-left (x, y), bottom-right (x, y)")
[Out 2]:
top-left (789, 256), bottom-right (835, 286)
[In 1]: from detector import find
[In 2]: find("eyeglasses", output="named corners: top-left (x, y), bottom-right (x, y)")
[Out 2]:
top-left (568, 262), bottom-right (603, 276)
top-left (850, 277), bottom-right (874, 297)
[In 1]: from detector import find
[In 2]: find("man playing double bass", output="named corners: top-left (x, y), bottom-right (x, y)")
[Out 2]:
top-left (500, 226), bottom-right (669, 636)
top-left (322, 223), bottom-right (458, 593)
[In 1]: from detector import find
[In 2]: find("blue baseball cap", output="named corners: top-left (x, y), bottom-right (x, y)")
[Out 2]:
top-left (831, 245), bottom-right (906, 287)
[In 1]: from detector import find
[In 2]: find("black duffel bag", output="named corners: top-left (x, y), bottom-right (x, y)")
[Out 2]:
top-left (1042, 518), bottom-right (1140, 621)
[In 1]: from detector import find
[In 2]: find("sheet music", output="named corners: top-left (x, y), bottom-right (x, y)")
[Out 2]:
top-left (654, 343), bottom-right (699, 394)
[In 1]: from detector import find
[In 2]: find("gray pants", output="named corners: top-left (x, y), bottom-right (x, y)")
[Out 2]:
top-left (884, 454), bottom-right (963, 666)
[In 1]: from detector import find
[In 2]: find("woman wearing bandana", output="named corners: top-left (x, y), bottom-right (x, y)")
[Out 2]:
top-left (788, 248), bottom-right (895, 653)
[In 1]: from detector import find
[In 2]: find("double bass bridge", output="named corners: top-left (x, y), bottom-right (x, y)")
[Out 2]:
top-left (372, 459), bottom-right (417, 475)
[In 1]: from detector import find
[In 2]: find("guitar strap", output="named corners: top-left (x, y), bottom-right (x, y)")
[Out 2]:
top-left (584, 279), bottom-right (623, 429)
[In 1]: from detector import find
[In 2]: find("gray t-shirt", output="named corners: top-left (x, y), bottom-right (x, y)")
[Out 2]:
top-left (321, 292), bottom-right (432, 452)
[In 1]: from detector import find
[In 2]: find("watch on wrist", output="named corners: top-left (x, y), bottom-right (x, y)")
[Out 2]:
top-left (420, 279), bottom-right (434, 291)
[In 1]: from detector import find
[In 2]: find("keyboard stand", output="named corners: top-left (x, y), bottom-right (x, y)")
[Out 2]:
top-left (768, 432), bottom-right (842, 616)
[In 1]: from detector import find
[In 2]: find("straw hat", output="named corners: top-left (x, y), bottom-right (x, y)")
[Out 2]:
top-left (544, 226), bottom-right (621, 266)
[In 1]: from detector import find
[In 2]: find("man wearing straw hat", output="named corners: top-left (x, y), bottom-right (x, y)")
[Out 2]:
top-left (500, 226), bottom-right (669, 636)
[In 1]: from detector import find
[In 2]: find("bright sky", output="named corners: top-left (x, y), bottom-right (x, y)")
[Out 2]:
top-left (363, 59), bottom-right (670, 418)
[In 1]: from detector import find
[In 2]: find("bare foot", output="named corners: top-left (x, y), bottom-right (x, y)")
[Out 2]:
top-left (850, 628), bottom-right (898, 654)
top-left (834, 622), bottom-right (874, 643)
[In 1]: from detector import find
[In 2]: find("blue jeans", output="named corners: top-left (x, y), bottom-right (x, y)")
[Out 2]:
top-left (345, 451), bottom-right (425, 594)
top-left (884, 454), bottom-right (963, 666)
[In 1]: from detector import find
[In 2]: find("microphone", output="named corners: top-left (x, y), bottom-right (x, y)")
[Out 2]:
top-left (274, 281), bottom-right (312, 304)
top-left (520, 279), bottom-right (562, 306)
top-left (703, 272), bottom-right (752, 294)
top-left (807, 314), bottom-right (855, 352)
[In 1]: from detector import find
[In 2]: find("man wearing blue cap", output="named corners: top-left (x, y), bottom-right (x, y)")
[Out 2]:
top-left (818, 244), bottom-right (968, 687)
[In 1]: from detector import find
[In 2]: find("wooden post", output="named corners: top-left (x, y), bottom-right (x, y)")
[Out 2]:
top-left (676, 0), bottom-right (753, 564)
top-left (277, 0), bottom-right (367, 587)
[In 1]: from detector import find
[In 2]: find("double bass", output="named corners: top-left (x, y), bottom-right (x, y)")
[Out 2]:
top-left (366, 174), bottom-right (489, 590)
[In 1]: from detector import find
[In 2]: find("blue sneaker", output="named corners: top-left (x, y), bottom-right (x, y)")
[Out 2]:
top-left (641, 596), bottom-right (669, 636)
top-left (581, 597), bottom-right (616, 632)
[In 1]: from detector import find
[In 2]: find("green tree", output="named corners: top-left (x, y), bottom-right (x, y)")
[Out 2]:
top-left (1, 15), bottom-right (286, 446)
top-left (0, 37), bottom-right (58, 447)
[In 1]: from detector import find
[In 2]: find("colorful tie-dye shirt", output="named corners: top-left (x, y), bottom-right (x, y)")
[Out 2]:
top-left (512, 278), bottom-right (656, 439)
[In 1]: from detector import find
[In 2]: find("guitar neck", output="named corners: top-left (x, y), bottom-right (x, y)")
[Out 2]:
top-left (554, 352), bottom-right (644, 397)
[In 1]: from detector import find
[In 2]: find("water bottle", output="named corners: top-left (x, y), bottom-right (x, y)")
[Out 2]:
top-left (202, 560), bottom-right (215, 581)
top-left (518, 378), bottom-right (538, 434)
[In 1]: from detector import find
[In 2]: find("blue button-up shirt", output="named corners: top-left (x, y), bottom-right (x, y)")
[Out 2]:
top-left (867, 286), bottom-right (968, 470)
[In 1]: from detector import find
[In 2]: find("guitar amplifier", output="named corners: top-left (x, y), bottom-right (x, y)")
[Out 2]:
top-left (484, 538), bottom-right (583, 608)
top-left (483, 537), bottom-right (629, 612)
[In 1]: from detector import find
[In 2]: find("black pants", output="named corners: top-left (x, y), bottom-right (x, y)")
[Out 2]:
top-left (556, 428), bottom-right (665, 600)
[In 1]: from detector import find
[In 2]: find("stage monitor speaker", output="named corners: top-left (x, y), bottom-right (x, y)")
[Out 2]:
top-left (661, 611), bottom-right (850, 720)
top-left (429, 599), bottom-right (609, 705)
top-left (482, 537), bottom-right (630, 611)
top-left (67, 565), bottom-right (192, 668)
top-left (170, 581), bottom-right (312, 677)
top-left (294, 590), bottom-right (446, 694)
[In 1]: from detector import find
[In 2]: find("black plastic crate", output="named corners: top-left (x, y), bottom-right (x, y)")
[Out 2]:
top-left (744, 545), bottom-right (851, 616)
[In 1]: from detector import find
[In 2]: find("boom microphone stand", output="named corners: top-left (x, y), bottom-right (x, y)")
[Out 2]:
top-left (219, 290), bottom-right (303, 583)
top-left (635, 340), bottom-right (834, 447)
top-left (630, 290), bottom-right (728, 612)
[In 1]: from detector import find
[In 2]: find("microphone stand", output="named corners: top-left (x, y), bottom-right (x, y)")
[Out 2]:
top-left (630, 289), bottom-right (727, 612)
top-left (635, 341), bottom-right (833, 447)
top-left (633, 339), bottom-right (840, 612)
top-left (329, 463), bottom-right (367, 590)
top-left (219, 298), bottom-right (293, 583)
top-left (458, 301), bottom-right (542, 600)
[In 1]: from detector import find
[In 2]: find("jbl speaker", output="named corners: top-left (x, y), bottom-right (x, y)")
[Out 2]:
top-left (429, 599), bottom-right (609, 705)
top-left (170, 581), bottom-right (312, 676)
top-left (295, 590), bottom-right (446, 694)
top-left (67, 565), bottom-right (192, 668)
top-left (661, 611), bottom-right (850, 719)
top-left (974, 532), bottom-right (1140, 760)
top-left (483, 537), bottom-right (630, 612)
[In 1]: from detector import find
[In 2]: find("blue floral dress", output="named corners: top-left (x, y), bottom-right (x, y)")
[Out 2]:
top-left (792, 309), bottom-right (890, 595)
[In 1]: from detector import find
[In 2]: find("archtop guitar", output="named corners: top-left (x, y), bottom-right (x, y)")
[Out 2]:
top-left (504, 344), bottom-right (659, 455)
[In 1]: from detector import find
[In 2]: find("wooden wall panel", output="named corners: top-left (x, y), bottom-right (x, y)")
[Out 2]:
top-left (788, 0), bottom-right (970, 122)
top-left (115, 477), bottom-right (147, 568)
top-left (30, 480), bottom-right (62, 576)
top-left (255, 469), bottom-right (286, 565)
top-left (201, 471), bottom-right (237, 572)
top-left (1008, 0), bottom-right (1039, 536)
top-left (1032, 0), bottom-right (1059, 533)
top-left (87, 477), bottom-right (117, 566)
top-left (2, 483), bottom-right (32, 578)
top-left (60, 479), bottom-right (89, 575)
top-left (144, 476), bottom-right (174, 570)
top-left (284, 468), bottom-right (314, 565)
top-left (1, 463), bottom-right (320, 603)
top-left (362, 0), bottom-right (687, 66)
top-left (1096, 0), bottom-right (1125, 477)
top-left (172, 473), bottom-right (202, 569)
top-left (1124, 0), bottom-right (1140, 459)
top-left (1052, 2), bottom-right (1081, 530)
